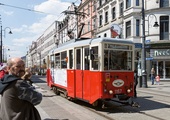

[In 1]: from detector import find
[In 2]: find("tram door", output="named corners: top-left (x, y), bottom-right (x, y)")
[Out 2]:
top-left (75, 47), bottom-right (90, 99)
top-left (75, 48), bottom-right (83, 99)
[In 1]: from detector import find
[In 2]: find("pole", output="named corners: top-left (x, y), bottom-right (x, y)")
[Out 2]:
top-left (39, 53), bottom-right (41, 76)
top-left (3, 46), bottom-right (4, 62)
top-left (0, 25), bottom-right (2, 63)
top-left (141, 0), bottom-right (147, 88)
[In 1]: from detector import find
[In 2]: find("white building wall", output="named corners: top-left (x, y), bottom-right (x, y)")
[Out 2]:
top-left (36, 21), bottom-right (58, 68)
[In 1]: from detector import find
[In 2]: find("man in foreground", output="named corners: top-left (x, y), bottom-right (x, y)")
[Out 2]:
top-left (0, 57), bottom-right (42, 120)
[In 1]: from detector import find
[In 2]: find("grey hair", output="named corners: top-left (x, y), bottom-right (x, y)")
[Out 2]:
top-left (7, 57), bottom-right (24, 67)
top-left (7, 58), bottom-right (14, 67)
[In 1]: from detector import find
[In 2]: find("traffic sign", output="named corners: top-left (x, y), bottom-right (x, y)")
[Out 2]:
top-left (145, 39), bottom-right (150, 43)
top-left (146, 57), bottom-right (153, 60)
top-left (135, 43), bottom-right (142, 48)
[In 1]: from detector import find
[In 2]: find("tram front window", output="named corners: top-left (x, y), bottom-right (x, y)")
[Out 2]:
top-left (104, 50), bottom-right (132, 70)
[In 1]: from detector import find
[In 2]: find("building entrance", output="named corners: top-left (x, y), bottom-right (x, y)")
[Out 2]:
top-left (154, 61), bottom-right (170, 80)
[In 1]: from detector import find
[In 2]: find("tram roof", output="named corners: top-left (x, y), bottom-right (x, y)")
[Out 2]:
top-left (49, 37), bottom-right (134, 54)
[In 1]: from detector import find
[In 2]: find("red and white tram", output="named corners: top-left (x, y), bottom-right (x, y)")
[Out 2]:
top-left (46, 37), bottom-right (135, 106)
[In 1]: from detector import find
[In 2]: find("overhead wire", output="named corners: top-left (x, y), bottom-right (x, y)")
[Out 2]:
top-left (0, 1), bottom-right (82, 21)
top-left (0, 2), bottom-right (50, 14)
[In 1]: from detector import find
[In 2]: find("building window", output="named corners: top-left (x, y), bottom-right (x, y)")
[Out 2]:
top-left (136, 19), bottom-right (140, 36)
top-left (88, 4), bottom-right (90, 15)
top-left (136, 0), bottom-right (139, 6)
top-left (160, 0), bottom-right (169, 8)
top-left (120, 2), bottom-right (124, 16)
top-left (112, 7), bottom-right (116, 20)
top-left (126, 0), bottom-right (131, 9)
top-left (105, 11), bottom-right (108, 23)
top-left (104, 33), bottom-right (107, 37)
top-left (99, 15), bottom-right (103, 26)
top-left (93, 1), bottom-right (96, 12)
top-left (99, 0), bottom-right (102, 7)
top-left (160, 16), bottom-right (169, 40)
top-left (93, 18), bottom-right (96, 29)
top-left (88, 21), bottom-right (90, 32)
top-left (126, 21), bottom-right (131, 38)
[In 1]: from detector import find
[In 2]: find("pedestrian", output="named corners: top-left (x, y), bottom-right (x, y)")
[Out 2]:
top-left (0, 64), bottom-right (8, 79)
top-left (0, 57), bottom-right (42, 120)
top-left (150, 67), bottom-right (155, 85)
top-left (155, 74), bottom-right (160, 85)
top-left (134, 69), bottom-right (138, 98)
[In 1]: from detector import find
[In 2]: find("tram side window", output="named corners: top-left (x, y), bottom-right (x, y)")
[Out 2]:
top-left (50, 55), bottom-right (55, 68)
top-left (69, 50), bottom-right (73, 69)
top-left (76, 49), bottom-right (81, 69)
top-left (126, 51), bottom-right (132, 70)
top-left (61, 51), bottom-right (67, 68)
top-left (91, 46), bottom-right (98, 70)
top-left (84, 47), bottom-right (89, 70)
top-left (104, 50), bottom-right (110, 70)
top-left (55, 53), bottom-right (60, 69)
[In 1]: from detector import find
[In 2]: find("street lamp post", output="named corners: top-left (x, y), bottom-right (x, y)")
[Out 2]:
top-left (38, 52), bottom-right (42, 76)
top-left (141, 0), bottom-right (159, 88)
top-left (141, 0), bottom-right (147, 88)
top-left (0, 25), bottom-right (12, 63)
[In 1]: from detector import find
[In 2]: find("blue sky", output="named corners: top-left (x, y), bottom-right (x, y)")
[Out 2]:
top-left (0, 0), bottom-right (80, 59)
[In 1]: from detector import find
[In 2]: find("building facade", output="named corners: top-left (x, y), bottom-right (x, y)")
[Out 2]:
top-left (26, 0), bottom-right (170, 80)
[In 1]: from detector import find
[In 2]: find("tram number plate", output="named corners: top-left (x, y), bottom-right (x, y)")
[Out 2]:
top-left (114, 89), bottom-right (122, 94)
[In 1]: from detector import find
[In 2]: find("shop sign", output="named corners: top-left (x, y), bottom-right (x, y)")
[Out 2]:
top-left (151, 49), bottom-right (170, 57)
top-left (135, 43), bottom-right (142, 48)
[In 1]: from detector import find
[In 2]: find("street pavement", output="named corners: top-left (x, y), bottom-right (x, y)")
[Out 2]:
top-left (1, 75), bottom-right (170, 120)
top-left (33, 75), bottom-right (170, 120)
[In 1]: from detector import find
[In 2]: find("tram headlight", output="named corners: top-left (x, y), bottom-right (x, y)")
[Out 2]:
top-left (109, 90), bottom-right (113, 94)
top-left (127, 89), bottom-right (131, 93)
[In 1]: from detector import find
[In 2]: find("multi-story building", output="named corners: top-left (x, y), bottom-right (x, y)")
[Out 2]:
top-left (145, 0), bottom-right (170, 80)
top-left (94, 0), bottom-right (170, 80)
top-left (26, 0), bottom-right (170, 80)
top-left (27, 21), bottom-right (58, 74)
top-left (77, 0), bottom-right (97, 38)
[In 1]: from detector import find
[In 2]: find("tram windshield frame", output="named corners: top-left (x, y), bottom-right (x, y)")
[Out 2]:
top-left (102, 43), bottom-right (133, 71)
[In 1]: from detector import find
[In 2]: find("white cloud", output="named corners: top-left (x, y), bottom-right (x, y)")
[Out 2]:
top-left (27, 0), bottom-right (71, 34)
top-left (4, 0), bottom-right (74, 58)
top-left (1, 9), bottom-right (13, 16)
top-left (34, 0), bottom-right (71, 15)
top-left (16, 0), bottom-right (70, 36)
top-left (12, 36), bottom-right (38, 44)
top-left (14, 25), bottom-right (28, 33)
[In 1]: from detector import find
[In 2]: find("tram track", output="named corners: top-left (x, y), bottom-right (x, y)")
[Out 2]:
top-left (34, 77), bottom-right (170, 120)
top-left (39, 84), bottom-right (170, 120)
top-left (78, 89), bottom-right (170, 120)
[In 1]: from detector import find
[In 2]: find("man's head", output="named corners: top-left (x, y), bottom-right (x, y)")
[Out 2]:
top-left (7, 57), bottom-right (25, 77)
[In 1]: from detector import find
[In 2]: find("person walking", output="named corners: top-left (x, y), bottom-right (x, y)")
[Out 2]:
top-left (0, 64), bottom-right (8, 79)
top-left (134, 69), bottom-right (138, 98)
top-left (151, 67), bottom-right (155, 85)
top-left (155, 74), bottom-right (160, 85)
top-left (0, 57), bottom-right (42, 120)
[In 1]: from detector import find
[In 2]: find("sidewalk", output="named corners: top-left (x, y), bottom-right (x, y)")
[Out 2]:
top-left (1, 75), bottom-right (170, 120)
top-left (137, 80), bottom-right (170, 95)
top-left (34, 75), bottom-right (170, 120)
